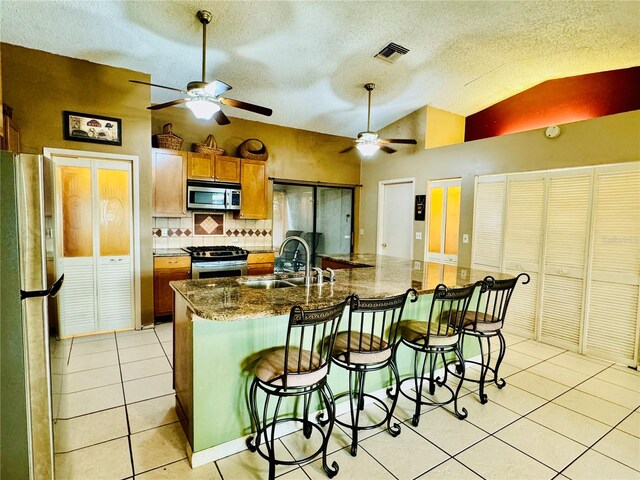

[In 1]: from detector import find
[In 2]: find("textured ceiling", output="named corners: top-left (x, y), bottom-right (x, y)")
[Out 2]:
top-left (1, 1), bottom-right (639, 137)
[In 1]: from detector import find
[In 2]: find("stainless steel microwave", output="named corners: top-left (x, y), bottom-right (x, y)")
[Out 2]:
top-left (186, 181), bottom-right (241, 211)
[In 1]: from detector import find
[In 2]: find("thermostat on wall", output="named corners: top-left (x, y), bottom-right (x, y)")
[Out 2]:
top-left (545, 125), bottom-right (561, 138)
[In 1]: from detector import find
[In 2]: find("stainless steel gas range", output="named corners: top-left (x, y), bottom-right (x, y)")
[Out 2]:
top-left (183, 246), bottom-right (249, 279)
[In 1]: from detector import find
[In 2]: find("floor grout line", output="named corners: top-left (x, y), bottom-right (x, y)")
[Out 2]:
top-left (114, 332), bottom-right (137, 479)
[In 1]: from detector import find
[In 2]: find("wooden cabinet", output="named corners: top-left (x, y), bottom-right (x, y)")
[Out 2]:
top-left (187, 153), bottom-right (240, 183)
top-left (154, 256), bottom-right (191, 318)
top-left (239, 159), bottom-right (268, 219)
top-left (2, 114), bottom-right (19, 152)
top-left (153, 149), bottom-right (187, 217)
top-left (247, 252), bottom-right (274, 275)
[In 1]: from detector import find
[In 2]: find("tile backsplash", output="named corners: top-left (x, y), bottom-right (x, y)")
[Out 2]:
top-left (152, 213), bottom-right (273, 250)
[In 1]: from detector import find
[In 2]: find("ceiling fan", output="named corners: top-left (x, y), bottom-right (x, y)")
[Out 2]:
top-left (341, 83), bottom-right (417, 156)
top-left (130, 10), bottom-right (272, 125)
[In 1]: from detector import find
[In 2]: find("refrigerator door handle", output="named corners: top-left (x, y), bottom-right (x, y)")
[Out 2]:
top-left (20, 274), bottom-right (64, 300)
top-left (48, 274), bottom-right (64, 297)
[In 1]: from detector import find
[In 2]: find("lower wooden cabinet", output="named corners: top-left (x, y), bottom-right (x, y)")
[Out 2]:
top-left (247, 252), bottom-right (274, 275)
top-left (153, 256), bottom-right (191, 318)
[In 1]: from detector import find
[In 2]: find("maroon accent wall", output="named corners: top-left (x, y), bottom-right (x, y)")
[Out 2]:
top-left (465, 67), bottom-right (640, 142)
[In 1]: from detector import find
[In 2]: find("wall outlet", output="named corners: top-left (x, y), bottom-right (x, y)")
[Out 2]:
top-left (359, 228), bottom-right (364, 235)
top-left (462, 233), bottom-right (469, 244)
top-left (160, 228), bottom-right (169, 237)
top-left (413, 261), bottom-right (422, 270)
top-left (230, 237), bottom-right (239, 243)
top-left (415, 232), bottom-right (422, 240)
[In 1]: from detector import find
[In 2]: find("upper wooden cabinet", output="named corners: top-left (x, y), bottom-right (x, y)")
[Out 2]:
top-left (153, 148), bottom-right (187, 217)
top-left (187, 153), bottom-right (240, 183)
top-left (239, 159), bottom-right (268, 219)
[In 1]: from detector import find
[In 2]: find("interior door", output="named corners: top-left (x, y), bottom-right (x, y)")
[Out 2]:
top-left (500, 174), bottom-right (546, 338)
top-left (539, 169), bottom-right (593, 351)
top-left (584, 164), bottom-right (640, 364)
top-left (426, 179), bottom-right (461, 265)
top-left (378, 180), bottom-right (414, 259)
top-left (55, 157), bottom-right (134, 336)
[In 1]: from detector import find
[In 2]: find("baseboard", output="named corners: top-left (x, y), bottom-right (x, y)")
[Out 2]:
top-left (187, 356), bottom-right (483, 469)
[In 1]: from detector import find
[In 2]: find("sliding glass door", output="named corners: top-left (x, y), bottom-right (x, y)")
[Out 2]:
top-left (272, 182), bottom-right (353, 268)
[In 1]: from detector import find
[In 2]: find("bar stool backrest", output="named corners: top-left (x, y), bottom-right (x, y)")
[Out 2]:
top-left (283, 299), bottom-right (349, 388)
top-left (423, 283), bottom-right (479, 342)
top-left (345, 288), bottom-right (418, 362)
top-left (466, 273), bottom-right (531, 330)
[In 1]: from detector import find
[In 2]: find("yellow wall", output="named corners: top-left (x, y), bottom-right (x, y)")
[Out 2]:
top-left (425, 105), bottom-right (465, 149)
top-left (1, 43), bottom-right (155, 326)
top-left (361, 110), bottom-right (640, 265)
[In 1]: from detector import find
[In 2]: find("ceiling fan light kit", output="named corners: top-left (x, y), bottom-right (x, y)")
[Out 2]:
top-left (341, 82), bottom-right (417, 156)
top-left (129, 10), bottom-right (272, 125)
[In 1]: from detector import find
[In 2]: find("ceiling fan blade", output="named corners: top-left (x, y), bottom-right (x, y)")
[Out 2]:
top-left (380, 145), bottom-right (397, 154)
top-left (219, 97), bottom-right (273, 116)
top-left (147, 98), bottom-right (189, 110)
top-left (339, 145), bottom-right (355, 154)
top-left (378, 138), bottom-right (418, 145)
top-left (130, 79), bottom-right (186, 93)
top-left (204, 80), bottom-right (233, 97)
top-left (213, 109), bottom-right (231, 126)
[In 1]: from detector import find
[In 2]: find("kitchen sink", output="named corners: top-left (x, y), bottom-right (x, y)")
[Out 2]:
top-left (239, 276), bottom-right (325, 289)
top-left (241, 279), bottom-right (299, 289)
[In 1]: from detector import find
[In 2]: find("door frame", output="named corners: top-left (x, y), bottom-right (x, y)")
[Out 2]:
top-left (376, 178), bottom-right (415, 258)
top-left (44, 148), bottom-right (142, 330)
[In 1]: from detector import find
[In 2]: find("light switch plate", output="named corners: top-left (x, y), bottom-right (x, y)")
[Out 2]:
top-left (462, 233), bottom-right (469, 244)
top-left (359, 228), bottom-right (365, 235)
top-left (415, 232), bottom-right (422, 240)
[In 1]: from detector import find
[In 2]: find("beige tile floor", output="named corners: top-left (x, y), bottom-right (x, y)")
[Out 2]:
top-left (50, 325), bottom-right (640, 480)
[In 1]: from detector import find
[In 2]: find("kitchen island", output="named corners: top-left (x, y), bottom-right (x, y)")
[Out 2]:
top-left (170, 255), bottom-right (508, 466)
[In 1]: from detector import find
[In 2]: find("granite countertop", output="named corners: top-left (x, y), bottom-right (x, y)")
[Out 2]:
top-left (153, 248), bottom-right (190, 257)
top-left (171, 254), bottom-right (511, 322)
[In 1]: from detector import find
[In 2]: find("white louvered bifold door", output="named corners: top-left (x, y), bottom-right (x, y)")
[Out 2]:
top-left (472, 176), bottom-right (506, 271)
top-left (98, 257), bottom-right (133, 330)
top-left (539, 169), bottom-right (593, 351)
top-left (584, 164), bottom-right (640, 364)
top-left (502, 174), bottom-right (545, 338)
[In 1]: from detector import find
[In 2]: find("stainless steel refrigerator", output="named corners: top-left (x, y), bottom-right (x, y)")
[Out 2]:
top-left (1, 151), bottom-right (63, 479)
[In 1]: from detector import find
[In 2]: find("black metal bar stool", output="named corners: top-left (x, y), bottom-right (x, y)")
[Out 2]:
top-left (446, 273), bottom-right (530, 404)
top-left (327, 289), bottom-right (417, 456)
top-left (394, 282), bottom-right (480, 426)
top-left (246, 299), bottom-right (348, 480)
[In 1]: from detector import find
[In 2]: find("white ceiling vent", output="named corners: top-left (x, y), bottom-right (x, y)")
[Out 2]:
top-left (374, 42), bottom-right (410, 64)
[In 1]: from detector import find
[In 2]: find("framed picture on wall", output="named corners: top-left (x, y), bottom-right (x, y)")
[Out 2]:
top-left (63, 111), bottom-right (122, 146)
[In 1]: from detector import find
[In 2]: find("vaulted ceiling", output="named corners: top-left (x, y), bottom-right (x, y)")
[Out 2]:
top-left (2, 1), bottom-right (638, 136)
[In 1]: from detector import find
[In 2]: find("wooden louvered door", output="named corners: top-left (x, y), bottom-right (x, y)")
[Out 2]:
top-left (472, 175), bottom-right (506, 271)
top-left (539, 168), bottom-right (593, 351)
top-left (584, 164), bottom-right (640, 364)
top-left (55, 157), bottom-right (133, 336)
top-left (502, 174), bottom-right (545, 339)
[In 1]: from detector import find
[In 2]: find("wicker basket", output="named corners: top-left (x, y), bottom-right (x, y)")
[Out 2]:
top-left (192, 134), bottom-right (225, 155)
top-left (238, 138), bottom-right (268, 161)
top-left (156, 123), bottom-right (183, 150)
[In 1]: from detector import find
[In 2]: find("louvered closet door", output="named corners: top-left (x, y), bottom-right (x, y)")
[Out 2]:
top-left (472, 176), bottom-right (506, 271)
top-left (502, 174), bottom-right (545, 338)
top-left (57, 164), bottom-right (97, 336)
top-left (97, 165), bottom-right (133, 331)
top-left (585, 164), bottom-right (640, 364)
top-left (540, 169), bottom-right (593, 351)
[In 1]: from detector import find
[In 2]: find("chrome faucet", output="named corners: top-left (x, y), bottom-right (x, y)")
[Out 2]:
top-left (311, 266), bottom-right (323, 284)
top-left (278, 236), bottom-right (311, 286)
